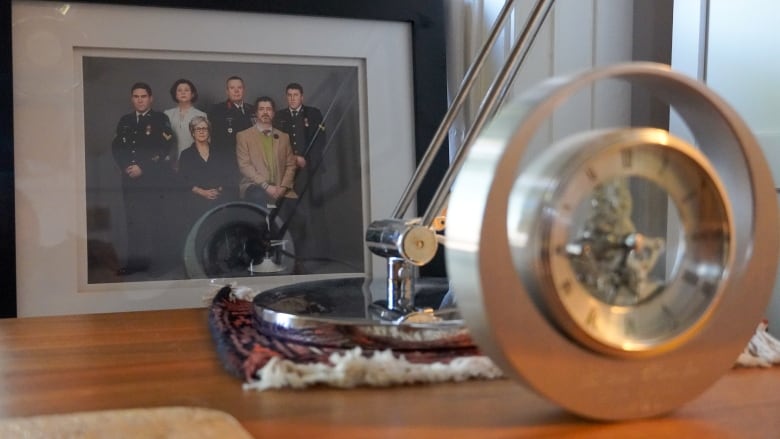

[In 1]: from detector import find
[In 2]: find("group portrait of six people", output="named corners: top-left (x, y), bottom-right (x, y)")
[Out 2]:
top-left (110, 76), bottom-right (325, 277)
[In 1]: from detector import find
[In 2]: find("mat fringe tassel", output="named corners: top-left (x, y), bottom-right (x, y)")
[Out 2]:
top-left (242, 323), bottom-right (780, 390)
top-left (735, 321), bottom-right (780, 368)
top-left (243, 348), bottom-right (503, 391)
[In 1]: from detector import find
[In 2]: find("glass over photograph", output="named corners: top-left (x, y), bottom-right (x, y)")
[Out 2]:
top-left (82, 55), bottom-right (364, 283)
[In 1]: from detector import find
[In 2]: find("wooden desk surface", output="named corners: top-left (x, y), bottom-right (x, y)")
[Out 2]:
top-left (1, 308), bottom-right (778, 438)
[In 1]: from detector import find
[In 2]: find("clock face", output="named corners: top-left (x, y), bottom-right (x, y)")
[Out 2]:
top-left (522, 129), bottom-right (733, 356)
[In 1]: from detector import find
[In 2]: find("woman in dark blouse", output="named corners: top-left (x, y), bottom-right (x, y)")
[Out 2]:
top-left (178, 116), bottom-right (236, 230)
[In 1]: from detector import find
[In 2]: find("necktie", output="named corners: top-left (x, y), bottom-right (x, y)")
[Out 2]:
top-left (292, 110), bottom-right (298, 118)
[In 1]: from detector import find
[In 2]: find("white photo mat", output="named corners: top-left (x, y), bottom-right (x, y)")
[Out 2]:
top-left (12, 1), bottom-right (416, 316)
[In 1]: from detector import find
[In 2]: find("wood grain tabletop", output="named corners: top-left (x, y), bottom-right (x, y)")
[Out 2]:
top-left (1, 308), bottom-right (778, 438)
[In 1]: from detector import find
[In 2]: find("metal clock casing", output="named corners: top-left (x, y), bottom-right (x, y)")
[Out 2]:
top-left (446, 63), bottom-right (779, 420)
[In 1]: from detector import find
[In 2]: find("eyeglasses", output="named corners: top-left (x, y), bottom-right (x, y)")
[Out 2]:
top-left (193, 127), bottom-right (209, 132)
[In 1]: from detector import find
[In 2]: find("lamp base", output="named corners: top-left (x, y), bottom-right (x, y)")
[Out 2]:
top-left (252, 277), bottom-right (473, 349)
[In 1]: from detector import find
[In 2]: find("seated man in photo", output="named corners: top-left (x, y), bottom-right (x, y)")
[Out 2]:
top-left (236, 96), bottom-right (303, 270)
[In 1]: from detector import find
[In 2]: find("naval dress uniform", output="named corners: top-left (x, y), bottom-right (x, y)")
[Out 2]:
top-left (208, 101), bottom-right (255, 177)
top-left (273, 105), bottom-right (324, 164)
top-left (111, 110), bottom-right (174, 274)
top-left (273, 105), bottom-right (325, 268)
top-left (273, 105), bottom-right (325, 202)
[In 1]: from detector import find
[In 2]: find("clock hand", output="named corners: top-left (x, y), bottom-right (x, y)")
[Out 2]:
top-left (622, 233), bottom-right (666, 302)
top-left (565, 232), bottom-right (666, 306)
top-left (566, 235), bottom-right (629, 304)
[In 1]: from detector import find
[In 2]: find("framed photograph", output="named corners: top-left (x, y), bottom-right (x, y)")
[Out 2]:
top-left (1, 0), bottom-right (448, 317)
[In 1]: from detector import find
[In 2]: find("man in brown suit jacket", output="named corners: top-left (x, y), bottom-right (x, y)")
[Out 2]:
top-left (236, 96), bottom-right (302, 269)
top-left (236, 96), bottom-right (298, 207)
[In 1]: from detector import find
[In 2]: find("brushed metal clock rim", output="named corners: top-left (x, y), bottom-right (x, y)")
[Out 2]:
top-left (446, 62), bottom-right (779, 420)
top-left (531, 128), bottom-right (733, 356)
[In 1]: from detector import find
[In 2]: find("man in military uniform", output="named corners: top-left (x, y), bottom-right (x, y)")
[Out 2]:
top-left (208, 76), bottom-right (255, 173)
top-left (112, 82), bottom-right (174, 276)
top-left (272, 83), bottom-right (326, 266)
top-left (273, 82), bottom-right (325, 171)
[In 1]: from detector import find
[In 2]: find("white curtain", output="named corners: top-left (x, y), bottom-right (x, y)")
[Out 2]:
top-left (444, 0), bottom-right (514, 155)
top-left (443, 0), bottom-right (635, 156)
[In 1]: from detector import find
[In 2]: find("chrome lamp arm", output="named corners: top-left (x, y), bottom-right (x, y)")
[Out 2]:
top-left (365, 0), bottom-right (557, 313)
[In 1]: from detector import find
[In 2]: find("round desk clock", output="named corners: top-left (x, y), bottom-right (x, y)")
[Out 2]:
top-left (446, 63), bottom-right (779, 420)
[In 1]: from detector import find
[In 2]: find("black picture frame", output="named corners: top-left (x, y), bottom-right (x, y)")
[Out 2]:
top-left (0, 0), bottom-right (449, 318)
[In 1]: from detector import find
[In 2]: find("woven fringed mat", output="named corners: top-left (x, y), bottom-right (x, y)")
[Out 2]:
top-left (208, 285), bottom-right (780, 391)
top-left (207, 286), bottom-right (502, 391)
